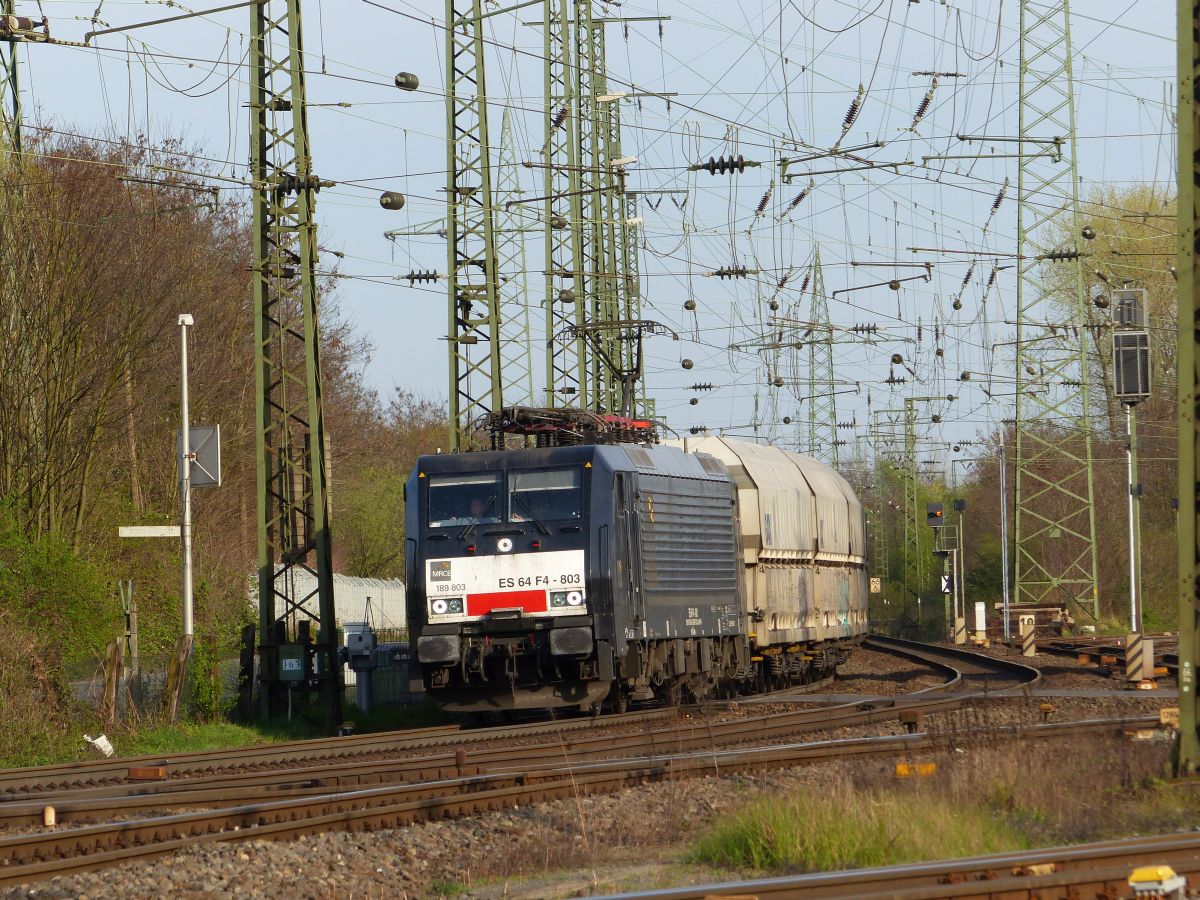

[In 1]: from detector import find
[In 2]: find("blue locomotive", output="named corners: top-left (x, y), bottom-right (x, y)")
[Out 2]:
top-left (406, 416), bottom-right (869, 713)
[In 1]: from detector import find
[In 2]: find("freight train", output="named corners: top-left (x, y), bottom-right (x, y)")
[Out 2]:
top-left (405, 410), bottom-right (869, 713)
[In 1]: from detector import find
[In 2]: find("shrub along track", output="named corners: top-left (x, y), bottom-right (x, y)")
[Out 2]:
top-left (4, 637), bottom-right (1149, 888)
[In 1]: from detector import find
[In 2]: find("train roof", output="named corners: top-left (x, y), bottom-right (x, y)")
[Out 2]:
top-left (412, 442), bottom-right (733, 483)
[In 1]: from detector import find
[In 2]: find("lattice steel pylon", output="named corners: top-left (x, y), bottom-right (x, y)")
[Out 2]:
top-left (1174, 0), bottom-right (1200, 774)
top-left (0, 0), bottom-right (22, 155)
top-left (494, 108), bottom-right (536, 410)
top-left (446, 0), bottom-right (503, 449)
top-left (1014, 0), bottom-right (1100, 618)
top-left (542, 0), bottom-right (587, 408)
top-left (251, 0), bottom-right (341, 730)
top-left (805, 246), bottom-right (838, 464)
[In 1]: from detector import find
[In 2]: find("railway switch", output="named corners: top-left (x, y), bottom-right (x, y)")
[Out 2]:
top-left (899, 710), bottom-right (922, 734)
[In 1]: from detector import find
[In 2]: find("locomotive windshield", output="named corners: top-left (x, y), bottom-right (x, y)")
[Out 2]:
top-left (427, 472), bottom-right (502, 527)
top-left (509, 469), bottom-right (582, 523)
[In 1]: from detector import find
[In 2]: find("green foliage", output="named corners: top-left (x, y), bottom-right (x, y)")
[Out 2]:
top-left (688, 787), bottom-right (1025, 873)
top-left (188, 627), bottom-right (225, 722)
top-left (0, 502), bottom-right (116, 666)
top-left (339, 466), bottom-right (407, 578)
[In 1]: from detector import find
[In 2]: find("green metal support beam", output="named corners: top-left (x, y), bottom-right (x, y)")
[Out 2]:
top-left (542, 0), bottom-right (587, 408)
top-left (0, 0), bottom-right (22, 156)
top-left (1014, 0), bottom-right (1100, 619)
top-left (805, 246), bottom-right (838, 465)
top-left (494, 108), bottom-right (536, 412)
top-left (1176, 0), bottom-right (1200, 775)
top-left (251, 0), bottom-right (341, 732)
top-left (446, 0), bottom-right (504, 449)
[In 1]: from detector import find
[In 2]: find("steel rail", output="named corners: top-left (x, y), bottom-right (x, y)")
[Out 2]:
top-left (0, 714), bottom-right (1162, 887)
top-left (601, 829), bottom-right (1200, 899)
top-left (0, 677), bottom-right (844, 798)
top-left (0, 641), bottom-right (1036, 826)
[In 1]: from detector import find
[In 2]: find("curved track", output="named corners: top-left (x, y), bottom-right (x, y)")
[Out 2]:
top-left (0, 638), bottom-right (1094, 888)
top-left (604, 830), bottom-right (1200, 899)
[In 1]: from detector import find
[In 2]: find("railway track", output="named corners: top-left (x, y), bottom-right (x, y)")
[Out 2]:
top-left (0, 677), bottom-right (842, 800)
top-left (605, 830), bottom-right (1200, 899)
top-left (0, 638), bottom-right (1128, 889)
top-left (0, 639), bottom-right (1028, 828)
top-left (1038, 634), bottom-right (1179, 678)
top-left (0, 714), bottom-right (1163, 887)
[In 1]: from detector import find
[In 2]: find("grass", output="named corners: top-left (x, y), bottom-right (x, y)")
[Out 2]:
top-left (0, 698), bottom-right (452, 768)
top-left (688, 784), bottom-right (1027, 873)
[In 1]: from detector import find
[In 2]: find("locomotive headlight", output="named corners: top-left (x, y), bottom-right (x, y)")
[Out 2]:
top-left (566, 591), bottom-right (583, 606)
top-left (430, 597), bottom-right (464, 615)
top-left (550, 590), bottom-right (585, 608)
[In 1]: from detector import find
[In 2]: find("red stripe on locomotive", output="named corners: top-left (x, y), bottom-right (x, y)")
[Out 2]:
top-left (466, 589), bottom-right (548, 616)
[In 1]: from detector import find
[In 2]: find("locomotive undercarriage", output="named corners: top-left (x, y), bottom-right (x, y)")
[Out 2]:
top-left (420, 623), bottom-right (855, 714)
top-left (419, 623), bottom-right (611, 712)
top-left (610, 635), bottom-right (854, 711)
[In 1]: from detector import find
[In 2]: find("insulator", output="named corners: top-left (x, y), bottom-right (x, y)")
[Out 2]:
top-left (783, 416), bottom-right (792, 425)
top-left (690, 397), bottom-right (699, 406)
top-left (681, 358), bottom-right (694, 370)
top-left (783, 184), bottom-right (812, 215)
top-left (380, 191), bottom-right (406, 210)
top-left (842, 84), bottom-right (865, 132)
top-left (935, 347), bottom-right (945, 357)
top-left (952, 300), bottom-right (962, 311)
top-left (394, 72), bottom-right (420, 91)
top-left (689, 425), bottom-right (708, 435)
top-left (909, 77), bottom-right (937, 130)
top-left (769, 300), bottom-right (780, 311)
top-left (960, 371), bottom-right (971, 381)
top-left (986, 268), bottom-right (998, 288)
top-left (551, 104), bottom-right (569, 130)
top-left (931, 415), bottom-right (941, 424)
top-left (694, 154), bottom-right (750, 175)
top-left (1081, 225), bottom-right (1096, 240)
top-left (777, 273), bottom-right (790, 290)
top-left (755, 184), bottom-right (773, 216)
top-left (1044, 248), bottom-right (1080, 261)
top-left (773, 376), bottom-right (785, 387)
top-left (890, 353), bottom-right (903, 365)
top-left (960, 264), bottom-right (975, 289)
top-left (689, 382), bottom-right (716, 391)
top-left (991, 180), bottom-right (1008, 213)
top-left (404, 269), bottom-right (438, 285)
top-left (684, 298), bottom-right (697, 311)
top-left (712, 265), bottom-right (750, 279)
top-left (550, 214), bottom-right (569, 229)
top-left (558, 288), bottom-right (576, 304)
top-left (888, 279), bottom-right (901, 291)
top-left (799, 272), bottom-right (811, 294)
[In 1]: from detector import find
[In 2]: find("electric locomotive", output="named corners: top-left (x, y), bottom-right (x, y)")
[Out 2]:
top-left (406, 411), bottom-right (868, 713)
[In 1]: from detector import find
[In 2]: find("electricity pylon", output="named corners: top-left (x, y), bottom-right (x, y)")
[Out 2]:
top-left (1175, 0), bottom-right (1200, 774)
top-left (446, 0), bottom-right (503, 448)
top-left (0, 0), bottom-right (22, 155)
top-left (805, 246), bottom-right (838, 464)
top-left (1014, 0), bottom-right (1100, 618)
top-left (250, 0), bottom-right (341, 731)
top-left (494, 108), bottom-right (536, 410)
top-left (543, 0), bottom-right (587, 407)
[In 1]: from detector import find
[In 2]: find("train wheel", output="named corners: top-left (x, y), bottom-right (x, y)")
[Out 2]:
top-left (608, 681), bottom-right (628, 714)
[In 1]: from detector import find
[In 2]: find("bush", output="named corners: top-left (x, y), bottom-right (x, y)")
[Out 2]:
top-left (688, 783), bottom-right (1024, 872)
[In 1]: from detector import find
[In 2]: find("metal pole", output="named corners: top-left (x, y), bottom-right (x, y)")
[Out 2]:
top-left (1126, 403), bottom-right (1138, 633)
top-left (958, 507), bottom-right (966, 624)
top-left (178, 314), bottom-right (195, 639)
top-left (999, 434), bottom-right (1011, 641)
top-left (1177, 0), bottom-right (1200, 774)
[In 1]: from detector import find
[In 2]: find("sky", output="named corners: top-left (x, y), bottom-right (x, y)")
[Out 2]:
top-left (9, 0), bottom-right (1175, 466)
